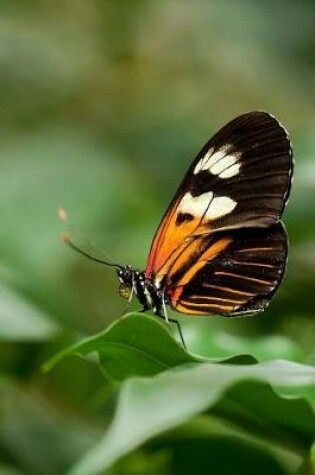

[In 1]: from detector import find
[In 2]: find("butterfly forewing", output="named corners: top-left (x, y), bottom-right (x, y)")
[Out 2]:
top-left (167, 222), bottom-right (287, 315)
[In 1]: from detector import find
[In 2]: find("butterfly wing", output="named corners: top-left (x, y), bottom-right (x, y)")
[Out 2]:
top-left (166, 222), bottom-right (287, 315)
top-left (146, 111), bottom-right (293, 288)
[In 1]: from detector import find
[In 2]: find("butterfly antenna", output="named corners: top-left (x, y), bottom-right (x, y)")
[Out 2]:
top-left (58, 208), bottom-right (122, 269)
top-left (61, 233), bottom-right (122, 268)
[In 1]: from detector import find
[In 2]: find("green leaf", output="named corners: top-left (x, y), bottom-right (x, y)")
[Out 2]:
top-left (0, 283), bottom-right (59, 341)
top-left (69, 360), bottom-right (315, 475)
top-left (116, 413), bottom-right (304, 475)
top-left (146, 435), bottom-right (289, 475)
top-left (43, 313), bottom-right (199, 379)
top-left (43, 313), bottom-right (255, 380)
top-left (186, 323), bottom-right (303, 362)
top-left (212, 381), bottom-right (314, 452)
top-left (96, 314), bottom-right (200, 380)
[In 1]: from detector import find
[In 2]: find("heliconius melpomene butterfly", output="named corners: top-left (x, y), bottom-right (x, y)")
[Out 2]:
top-left (63, 111), bottom-right (293, 347)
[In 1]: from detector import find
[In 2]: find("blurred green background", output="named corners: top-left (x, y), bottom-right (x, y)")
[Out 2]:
top-left (0, 1), bottom-right (315, 474)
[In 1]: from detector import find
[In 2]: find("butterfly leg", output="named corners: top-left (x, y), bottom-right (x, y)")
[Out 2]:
top-left (128, 287), bottom-right (134, 304)
top-left (170, 318), bottom-right (186, 349)
top-left (161, 292), bottom-right (186, 348)
top-left (161, 294), bottom-right (170, 325)
top-left (155, 307), bottom-right (186, 350)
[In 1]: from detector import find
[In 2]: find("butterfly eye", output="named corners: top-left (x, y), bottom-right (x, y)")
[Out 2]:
top-left (119, 283), bottom-right (132, 300)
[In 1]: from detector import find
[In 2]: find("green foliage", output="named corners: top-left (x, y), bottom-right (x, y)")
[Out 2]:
top-left (43, 313), bottom-right (200, 380)
top-left (42, 313), bottom-right (315, 475)
top-left (43, 313), bottom-right (256, 380)
top-left (1, 1), bottom-right (315, 474)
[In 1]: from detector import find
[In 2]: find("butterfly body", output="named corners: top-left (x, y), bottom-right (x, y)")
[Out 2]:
top-left (117, 266), bottom-right (166, 316)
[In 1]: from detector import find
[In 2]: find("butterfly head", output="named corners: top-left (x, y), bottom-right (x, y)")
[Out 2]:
top-left (116, 266), bottom-right (154, 311)
top-left (117, 265), bottom-right (134, 300)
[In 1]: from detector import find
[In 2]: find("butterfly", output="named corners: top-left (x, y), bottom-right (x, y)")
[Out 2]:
top-left (64, 111), bottom-right (293, 347)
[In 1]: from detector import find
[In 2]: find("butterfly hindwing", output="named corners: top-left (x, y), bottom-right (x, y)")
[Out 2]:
top-left (167, 222), bottom-right (287, 316)
top-left (146, 111), bottom-right (293, 283)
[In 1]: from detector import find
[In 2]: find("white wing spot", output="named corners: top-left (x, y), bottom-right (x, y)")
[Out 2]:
top-left (205, 148), bottom-right (229, 171)
top-left (211, 155), bottom-right (238, 175)
top-left (178, 191), bottom-right (213, 217)
top-left (194, 148), bottom-right (214, 174)
top-left (194, 146), bottom-right (241, 179)
top-left (219, 163), bottom-right (241, 179)
top-left (178, 192), bottom-right (236, 221)
top-left (207, 196), bottom-right (237, 220)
